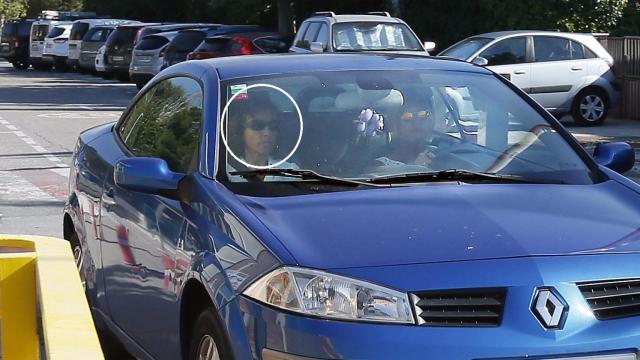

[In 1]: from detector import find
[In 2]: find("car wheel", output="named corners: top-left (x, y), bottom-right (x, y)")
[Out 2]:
top-left (69, 232), bottom-right (86, 290)
top-left (116, 73), bottom-right (130, 82)
top-left (188, 308), bottom-right (230, 360)
top-left (572, 89), bottom-right (608, 126)
top-left (12, 60), bottom-right (29, 70)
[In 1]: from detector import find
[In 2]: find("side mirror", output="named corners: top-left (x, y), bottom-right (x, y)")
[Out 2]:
top-left (423, 41), bottom-right (436, 52)
top-left (593, 142), bottom-right (635, 174)
top-left (310, 42), bottom-right (324, 53)
top-left (472, 56), bottom-right (489, 66)
top-left (114, 157), bottom-right (184, 196)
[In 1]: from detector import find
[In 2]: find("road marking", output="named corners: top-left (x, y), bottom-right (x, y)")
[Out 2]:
top-left (0, 118), bottom-right (70, 177)
top-left (0, 170), bottom-right (55, 201)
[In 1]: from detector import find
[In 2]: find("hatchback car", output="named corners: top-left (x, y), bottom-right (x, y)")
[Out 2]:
top-left (162, 25), bottom-right (266, 68)
top-left (103, 23), bottom-right (161, 80)
top-left (130, 31), bottom-right (179, 89)
top-left (42, 22), bottom-right (73, 70)
top-left (439, 31), bottom-right (620, 126)
top-left (68, 19), bottom-right (137, 70)
top-left (0, 18), bottom-right (35, 69)
top-left (79, 25), bottom-right (116, 72)
top-left (290, 11), bottom-right (434, 55)
top-left (186, 32), bottom-right (293, 60)
top-left (65, 53), bottom-right (640, 360)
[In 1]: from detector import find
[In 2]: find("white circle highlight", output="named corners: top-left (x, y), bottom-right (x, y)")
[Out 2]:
top-left (219, 83), bottom-right (303, 170)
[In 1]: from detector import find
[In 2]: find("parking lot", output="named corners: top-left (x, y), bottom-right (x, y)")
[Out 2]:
top-left (0, 59), bottom-right (638, 238)
top-left (0, 61), bottom-right (137, 236)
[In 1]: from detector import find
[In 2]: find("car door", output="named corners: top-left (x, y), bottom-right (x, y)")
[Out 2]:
top-left (479, 36), bottom-right (531, 92)
top-left (99, 76), bottom-right (204, 359)
top-left (529, 36), bottom-right (587, 111)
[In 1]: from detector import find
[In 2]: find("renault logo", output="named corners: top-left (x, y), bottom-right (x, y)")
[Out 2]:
top-left (531, 288), bottom-right (567, 329)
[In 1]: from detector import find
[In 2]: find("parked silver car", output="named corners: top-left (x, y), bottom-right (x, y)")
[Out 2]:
top-left (78, 25), bottom-right (115, 72)
top-left (289, 11), bottom-right (435, 54)
top-left (129, 31), bottom-right (178, 89)
top-left (439, 31), bottom-right (620, 126)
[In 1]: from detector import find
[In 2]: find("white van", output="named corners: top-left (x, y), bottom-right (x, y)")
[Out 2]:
top-left (29, 11), bottom-right (98, 70)
top-left (42, 22), bottom-right (73, 70)
top-left (29, 19), bottom-right (62, 70)
top-left (67, 19), bottom-right (137, 69)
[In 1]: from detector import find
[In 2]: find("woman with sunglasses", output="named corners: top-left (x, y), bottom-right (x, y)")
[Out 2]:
top-left (226, 95), bottom-right (298, 181)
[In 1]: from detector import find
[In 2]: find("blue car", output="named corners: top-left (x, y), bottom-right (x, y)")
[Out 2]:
top-left (64, 53), bottom-right (640, 360)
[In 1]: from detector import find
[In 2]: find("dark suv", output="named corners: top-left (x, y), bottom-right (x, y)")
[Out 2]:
top-left (1, 19), bottom-right (35, 69)
top-left (162, 25), bottom-right (266, 68)
top-left (103, 23), bottom-right (160, 80)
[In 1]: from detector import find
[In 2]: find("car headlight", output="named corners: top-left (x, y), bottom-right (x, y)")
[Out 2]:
top-left (243, 266), bottom-right (414, 324)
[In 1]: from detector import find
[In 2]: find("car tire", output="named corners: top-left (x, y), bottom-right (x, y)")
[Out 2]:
top-left (116, 73), bottom-right (129, 82)
top-left (188, 307), bottom-right (231, 360)
top-left (12, 60), bottom-right (29, 70)
top-left (68, 232), bottom-right (86, 290)
top-left (572, 88), bottom-right (608, 126)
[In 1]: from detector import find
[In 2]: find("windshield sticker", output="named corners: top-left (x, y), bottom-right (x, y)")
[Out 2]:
top-left (230, 84), bottom-right (248, 100)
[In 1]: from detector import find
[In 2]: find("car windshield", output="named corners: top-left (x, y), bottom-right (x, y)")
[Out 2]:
top-left (218, 70), bottom-right (595, 186)
top-left (333, 22), bottom-right (421, 51)
top-left (439, 37), bottom-right (493, 59)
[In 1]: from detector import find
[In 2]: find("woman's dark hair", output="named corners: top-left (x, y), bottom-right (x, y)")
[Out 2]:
top-left (226, 92), bottom-right (279, 158)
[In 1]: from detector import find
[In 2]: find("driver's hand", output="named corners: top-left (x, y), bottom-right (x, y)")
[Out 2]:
top-left (412, 149), bottom-right (436, 167)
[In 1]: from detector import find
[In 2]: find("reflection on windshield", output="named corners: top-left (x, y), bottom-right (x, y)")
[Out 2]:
top-left (220, 70), bottom-right (594, 185)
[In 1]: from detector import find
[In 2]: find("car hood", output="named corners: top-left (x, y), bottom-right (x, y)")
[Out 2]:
top-left (237, 180), bottom-right (640, 269)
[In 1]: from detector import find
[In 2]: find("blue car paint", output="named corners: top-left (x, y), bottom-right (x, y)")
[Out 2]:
top-left (64, 54), bottom-right (640, 360)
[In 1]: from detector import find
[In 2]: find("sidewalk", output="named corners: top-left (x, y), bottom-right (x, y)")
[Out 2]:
top-left (562, 117), bottom-right (640, 182)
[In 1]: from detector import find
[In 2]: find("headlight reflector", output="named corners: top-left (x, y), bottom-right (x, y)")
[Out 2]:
top-left (243, 267), bottom-right (414, 324)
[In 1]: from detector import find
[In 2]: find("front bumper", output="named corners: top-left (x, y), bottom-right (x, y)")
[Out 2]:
top-left (227, 254), bottom-right (640, 359)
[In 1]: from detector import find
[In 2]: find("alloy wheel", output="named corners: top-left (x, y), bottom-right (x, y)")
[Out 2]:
top-left (196, 335), bottom-right (220, 360)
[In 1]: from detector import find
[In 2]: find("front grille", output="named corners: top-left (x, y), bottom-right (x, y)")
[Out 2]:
top-left (578, 278), bottom-right (640, 320)
top-left (411, 288), bottom-right (506, 327)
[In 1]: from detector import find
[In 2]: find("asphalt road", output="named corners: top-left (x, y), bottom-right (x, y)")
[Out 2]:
top-left (0, 61), bottom-right (137, 236)
top-left (0, 60), bottom-right (638, 237)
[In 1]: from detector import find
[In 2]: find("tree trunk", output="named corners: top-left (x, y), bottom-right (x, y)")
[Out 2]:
top-left (277, 0), bottom-right (293, 34)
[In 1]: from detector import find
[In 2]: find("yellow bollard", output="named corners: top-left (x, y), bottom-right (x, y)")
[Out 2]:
top-left (0, 243), bottom-right (39, 360)
top-left (0, 236), bottom-right (103, 360)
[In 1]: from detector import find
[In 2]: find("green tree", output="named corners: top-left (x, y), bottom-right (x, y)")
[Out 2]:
top-left (26, 0), bottom-right (83, 17)
top-left (0, 0), bottom-right (27, 21)
top-left (400, 0), bottom-right (629, 52)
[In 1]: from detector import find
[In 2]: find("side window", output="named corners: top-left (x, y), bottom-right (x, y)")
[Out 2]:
top-left (570, 40), bottom-right (585, 59)
top-left (298, 22), bottom-right (321, 49)
top-left (315, 24), bottom-right (329, 49)
top-left (479, 37), bottom-right (526, 66)
top-left (118, 77), bottom-right (203, 173)
top-left (533, 36), bottom-right (571, 62)
top-left (293, 22), bottom-right (310, 49)
top-left (584, 46), bottom-right (597, 59)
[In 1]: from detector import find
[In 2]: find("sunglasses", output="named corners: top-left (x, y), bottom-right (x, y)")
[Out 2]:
top-left (246, 119), bottom-right (280, 131)
top-left (401, 110), bottom-right (431, 121)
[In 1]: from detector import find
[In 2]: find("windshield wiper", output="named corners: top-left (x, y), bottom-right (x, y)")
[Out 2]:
top-left (229, 168), bottom-right (386, 187)
top-left (365, 169), bottom-right (556, 184)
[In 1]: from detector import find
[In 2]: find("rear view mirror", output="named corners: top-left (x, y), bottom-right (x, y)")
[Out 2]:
top-left (472, 57), bottom-right (489, 66)
top-left (310, 42), bottom-right (324, 53)
top-left (423, 41), bottom-right (436, 52)
top-left (593, 142), bottom-right (635, 174)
